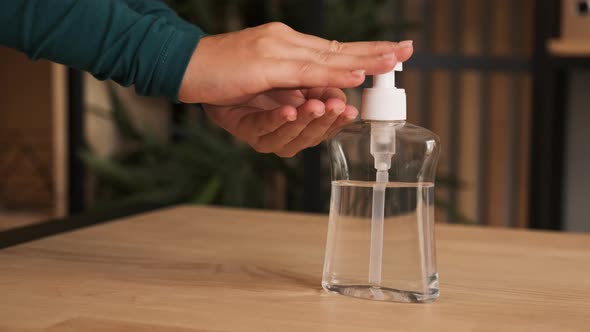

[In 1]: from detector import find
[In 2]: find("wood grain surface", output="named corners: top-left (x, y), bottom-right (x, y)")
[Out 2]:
top-left (0, 205), bottom-right (589, 332)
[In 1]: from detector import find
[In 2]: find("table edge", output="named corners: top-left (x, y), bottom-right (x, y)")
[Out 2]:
top-left (0, 203), bottom-right (170, 249)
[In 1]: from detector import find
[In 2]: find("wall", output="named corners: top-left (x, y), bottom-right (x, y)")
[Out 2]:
top-left (84, 75), bottom-right (171, 159)
top-left (402, 0), bottom-right (533, 226)
top-left (0, 47), bottom-right (67, 217)
top-left (83, 74), bottom-right (172, 206)
top-left (564, 71), bottom-right (590, 232)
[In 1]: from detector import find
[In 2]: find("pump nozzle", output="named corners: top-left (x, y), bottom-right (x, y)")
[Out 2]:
top-left (361, 63), bottom-right (406, 121)
top-left (373, 62), bottom-right (402, 88)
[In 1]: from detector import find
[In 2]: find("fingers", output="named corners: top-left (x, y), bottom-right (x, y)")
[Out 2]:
top-left (289, 29), bottom-right (414, 60)
top-left (287, 30), bottom-right (414, 73)
top-left (265, 60), bottom-right (366, 89)
top-left (325, 105), bottom-right (359, 139)
top-left (253, 99), bottom-right (325, 155)
top-left (276, 44), bottom-right (398, 75)
top-left (235, 105), bottom-right (297, 143)
top-left (228, 99), bottom-right (358, 158)
top-left (394, 40), bottom-right (414, 62)
top-left (280, 99), bottom-right (346, 156)
top-left (304, 87), bottom-right (347, 103)
top-left (290, 31), bottom-right (399, 56)
top-left (264, 39), bottom-right (413, 89)
top-left (251, 102), bottom-right (358, 158)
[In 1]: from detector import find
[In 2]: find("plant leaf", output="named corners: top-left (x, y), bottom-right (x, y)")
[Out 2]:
top-left (191, 175), bottom-right (222, 204)
top-left (106, 83), bottom-right (143, 142)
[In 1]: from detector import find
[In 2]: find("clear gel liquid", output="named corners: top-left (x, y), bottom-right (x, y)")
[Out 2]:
top-left (322, 180), bottom-right (439, 303)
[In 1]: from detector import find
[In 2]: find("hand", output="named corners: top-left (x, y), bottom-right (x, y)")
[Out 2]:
top-left (179, 22), bottom-right (414, 156)
top-left (204, 87), bottom-right (358, 158)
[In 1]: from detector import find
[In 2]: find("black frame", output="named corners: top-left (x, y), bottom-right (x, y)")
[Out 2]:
top-left (301, 0), bottom-right (325, 213)
top-left (67, 69), bottom-right (86, 214)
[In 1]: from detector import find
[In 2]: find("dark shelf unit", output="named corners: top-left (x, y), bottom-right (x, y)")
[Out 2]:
top-left (529, 0), bottom-right (590, 230)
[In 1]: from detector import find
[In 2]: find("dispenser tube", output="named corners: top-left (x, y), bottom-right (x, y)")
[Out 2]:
top-left (368, 123), bottom-right (396, 286)
top-left (369, 170), bottom-right (388, 285)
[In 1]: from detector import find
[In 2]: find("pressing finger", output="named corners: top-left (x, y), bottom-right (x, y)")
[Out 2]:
top-left (265, 60), bottom-right (366, 89)
top-left (290, 31), bottom-right (399, 56)
top-left (394, 40), bottom-right (414, 62)
top-left (280, 43), bottom-right (397, 75)
top-left (287, 29), bottom-right (414, 65)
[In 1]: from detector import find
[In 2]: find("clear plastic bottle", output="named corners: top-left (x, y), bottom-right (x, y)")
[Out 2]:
top-left (322, 64), bottom-right (441, 303)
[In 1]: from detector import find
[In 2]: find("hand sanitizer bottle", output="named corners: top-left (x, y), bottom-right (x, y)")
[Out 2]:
top-left (322, 63), bottom-right (441, 303)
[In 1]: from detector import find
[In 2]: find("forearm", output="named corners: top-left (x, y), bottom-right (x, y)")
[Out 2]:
top-left (0, 0), bottom-right (205, 100)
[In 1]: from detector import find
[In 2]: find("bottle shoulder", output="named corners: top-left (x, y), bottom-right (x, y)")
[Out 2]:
top-left (335, 120), bottom-right (440, 144)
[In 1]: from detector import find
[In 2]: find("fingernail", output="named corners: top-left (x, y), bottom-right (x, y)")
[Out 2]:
top-left (334, 106), bottom-right (345, 115)
top-left (399, 40), bottom-right (413, 48)
top-left (345, 113), bottom-right (357, 120)
top-left (286, 113), bottom-right (297, 121)
top-left (352, 69), bottom-right (365, 77)
top-left (314, 109), bottom-right (325, 117)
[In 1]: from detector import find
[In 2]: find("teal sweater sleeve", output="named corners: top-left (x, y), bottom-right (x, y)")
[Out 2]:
top-left (0, 0), bottom-right (206, 100)
top-left (121, 0), bottom-right (199, 32)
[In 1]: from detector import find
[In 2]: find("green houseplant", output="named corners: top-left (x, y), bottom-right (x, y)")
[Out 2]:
top-left (82, 84), bottom-right (302, 211)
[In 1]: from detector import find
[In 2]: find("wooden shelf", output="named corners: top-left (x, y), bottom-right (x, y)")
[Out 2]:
top-left (548, 38), bottom-right (590, 57)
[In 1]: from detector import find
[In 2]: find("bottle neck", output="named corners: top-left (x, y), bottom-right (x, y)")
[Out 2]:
top-left (363, 119), bottom-right (406, 125)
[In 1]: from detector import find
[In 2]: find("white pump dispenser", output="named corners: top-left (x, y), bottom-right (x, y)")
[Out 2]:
top-left (362, 63), bottom-right (406, 172)
top-left (361, 63), bottom-right (406, 121)
top-left (363, 63), bottom-right (406, 288)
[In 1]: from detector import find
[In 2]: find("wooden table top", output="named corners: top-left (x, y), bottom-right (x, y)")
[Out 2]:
top-left (1, 205), bottom-right (589, 332)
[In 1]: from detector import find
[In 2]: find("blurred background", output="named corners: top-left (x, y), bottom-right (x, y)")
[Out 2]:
top-left (1, 0), bottom-right (589, 233)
